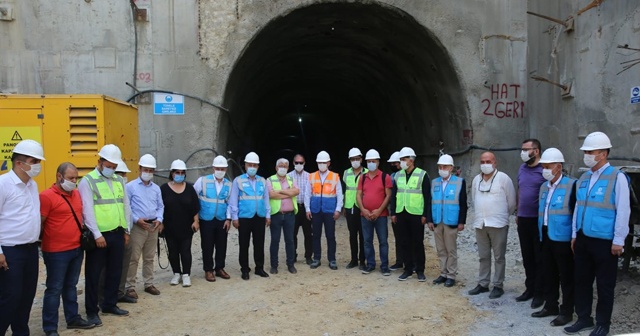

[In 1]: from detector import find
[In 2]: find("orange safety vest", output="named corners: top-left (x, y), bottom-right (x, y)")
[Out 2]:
top-left (309, 171), bottom-right (339, 213)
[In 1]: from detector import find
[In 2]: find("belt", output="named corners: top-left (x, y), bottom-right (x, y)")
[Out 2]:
top-left (276, 211), bottom-right (294, 215)
top-left (12, 242), bottom-right (39, 248)
top-left (102, 227), bottom-right (125, 234)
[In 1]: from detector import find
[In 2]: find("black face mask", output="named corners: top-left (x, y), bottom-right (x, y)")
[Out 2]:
top-left (390, 165), bottom-right (400, 173)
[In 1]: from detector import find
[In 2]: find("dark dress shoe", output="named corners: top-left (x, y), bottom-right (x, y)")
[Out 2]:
top-left (101, 306), bottom-right (129, 316)
top-left (531, 296), bottom-right (544, 309)
top-left (288, 265), bottom-right (297, 274)
top-left (358, 262), bottom-right (366, 271)
top-left (67, 318), bottom-right (95, 329)
top-left (205, 271), bottom-right (216, 282)
top-left (346, 260), bottom-right (358, 269)
top-left (255, 269), bottom-right (269, 277)
top-left (444, 279), bottom-right (456, 287)
top-left (389, 263), bottom-right (403, 270)
top-left (305, 258), bottom-right (313, 265)
top-left (310, 260), bottom-right (321, 269)
top-left (270, 267), bottom-right (278, 274)
top-left (86, 315), bottom-right (102, 327)
top-left (45, 331), bottom-right (60, 336)
top-left (515, 290), bottom-right (533, 302)
top-left (144, 285), bottom-right (161, 295)
top-left (550, 314), bottom-right (572, 327)
top-left (215, 269), bottom-right (231, 279)
top-left (241, 272), bottom-right (250, 280)
top-left (329, 261), bottom-right (338, 270)
top-left (432, 276), bottom-right (447, 285)
top-left (563, 319), bottom-right (595, 334)
top-left (468, 285), bottom-right (489, 295)
top-left (117, 295), bottom-right (137, 304)
top-left (531, 308), bottom-right (559, 318)
top-left (489, 287), bottom-right (504, 299)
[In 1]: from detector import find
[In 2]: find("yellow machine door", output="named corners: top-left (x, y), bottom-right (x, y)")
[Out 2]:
top-left (0, 108), bottom-right (46, 187)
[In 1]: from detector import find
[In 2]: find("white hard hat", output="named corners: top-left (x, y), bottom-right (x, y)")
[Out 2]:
top-left (365, 149), bottom-right (380, 160)
top-left (138, 154), bottom-right (157, 169)
top-left (170, 159), bottom-right (187, 170)
top-left (115, 161), bottom-right (131, 173)
top-left (212, 155), bottom-right (228, 168)
top-left (399, 147), bottom-right (416, 158)
top-left (244, 152), bottom-right (260, 164)
top-left (539, 148), bottom-right (565, 163)
top-left (437, 154), bottom-right (454, 166)
top-left (580, 131), bottom-right (612, 151)
top-left (387, 151), bottom-right (400, 163)
top-left (13, 139), bottom-right (45, 160)
top-left (98, 144), bottom-right (123, 165)
top-left (316, 151), bottom-right (331, 162)
top-left (348, 148), bottom-right (363, 158)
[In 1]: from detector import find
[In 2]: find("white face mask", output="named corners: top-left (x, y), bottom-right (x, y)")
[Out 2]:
top-left (438, 169), bottom-right (450, 179)
top-left (480, 164), bottom-right (494, 175)
top-left (400, 161), bottom-right (409, 171)
top-left (317, 163), bottom-right (328, 172)
top-left (542, 168), bottom-right (556, 181)
top-left (583, 154), bottom-right (598, 168)
top-left (294, 164), bottom-right (304, 172)
top-left (101, 167), bottom-right (115, 178)
top-left (214, 170), bottom-right (226, 180)
top-left (366, 162), bottom-right (377, 172)
top-left (520, 150), bottom-right (531, 163)
top-left (277, 167), bottom-right (287, 177)
top-left (122, 177), bottom-right (128, 184)
top-left (21, 162), bottom-right (42, 178)
top-left (141, 172), bottom-right (154, 182)
top-left (351, 160), bottom-right (361, 169)
top-left (61, 179), bottom-right (77, 191)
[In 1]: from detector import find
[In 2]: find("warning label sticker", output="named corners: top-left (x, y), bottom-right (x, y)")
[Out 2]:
top-left (0, 127), bottom-right (42, 173)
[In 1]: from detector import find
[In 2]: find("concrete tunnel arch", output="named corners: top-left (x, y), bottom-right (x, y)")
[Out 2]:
top-left (222, 1), bottom-right (471, 174)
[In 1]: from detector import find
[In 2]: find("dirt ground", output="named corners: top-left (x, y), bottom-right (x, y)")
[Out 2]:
top-left (17, 216), bottom-right (640, 335)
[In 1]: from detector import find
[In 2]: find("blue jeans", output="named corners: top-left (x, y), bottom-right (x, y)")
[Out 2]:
top-left (42, 248), bottom-right (84, 332)
top-left (311, 212), bottom-right (336, 262)
top-left (0, 243), bottom-right (39, 336)
top-left (361, 216), bottom-right (389, 268)
top-left (269, 212), bottom-right (295, 268)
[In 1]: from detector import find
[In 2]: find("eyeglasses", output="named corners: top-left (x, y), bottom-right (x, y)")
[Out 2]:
top-left (520, 147), bottom-right (537, 151)
top-left (478, 172), bottom-right (497, 193)
top-left (174, 171), bottom-right (186, 176)
top-left (294, 162), bottom-right (304, 165)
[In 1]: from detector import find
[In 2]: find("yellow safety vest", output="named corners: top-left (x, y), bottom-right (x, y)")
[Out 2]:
top-left (343, 167), bottom-right (366, 209)
top-left (84, 169), bottom-right (127, 232)
top-left (394, 167), bottom-right (427, 216)
top-left (269, 175), bottom-right (298, 215)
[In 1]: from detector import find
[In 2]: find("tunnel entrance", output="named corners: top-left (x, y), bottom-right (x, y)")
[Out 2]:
top-left (222, 2), bottom-right (469, 173)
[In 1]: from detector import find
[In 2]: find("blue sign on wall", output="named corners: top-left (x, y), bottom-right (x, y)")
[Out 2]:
top-left (632, 86), bottom-right (640, 105)
top-left (154, 93), bottom-right (185, 115)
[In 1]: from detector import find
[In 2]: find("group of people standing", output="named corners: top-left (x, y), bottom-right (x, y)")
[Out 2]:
top-left (0, 130), bottom-right (630, 336)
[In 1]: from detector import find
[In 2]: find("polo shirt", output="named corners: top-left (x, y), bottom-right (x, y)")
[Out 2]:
top-left (357, 170), bottom-right (393, 217)
top-left (40, 184), bottom-right (82, 252)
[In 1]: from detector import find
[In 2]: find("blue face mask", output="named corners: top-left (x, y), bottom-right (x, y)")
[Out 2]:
top-left (173, 175), bottom-right (185, 183)
top-left (102, 167), bottom-right (115, 178)
top-left (247, 167), bottom-right (258, 177)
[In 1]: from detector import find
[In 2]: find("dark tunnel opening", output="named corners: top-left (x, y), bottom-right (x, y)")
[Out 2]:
top-left (222, 2), bottom-right (470, 175)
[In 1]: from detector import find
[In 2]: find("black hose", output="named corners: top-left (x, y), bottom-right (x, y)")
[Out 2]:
top-left (184, 148), bottom-right (219, 164)
top-left (126, 89), bottom-right (229, 112)
top-left (417, 144), bottom-right (521, 158)
top-left (129, 0), bottom-right (138, 96)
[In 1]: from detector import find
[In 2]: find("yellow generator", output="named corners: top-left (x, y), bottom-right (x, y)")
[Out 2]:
top-left (0, 94), bottom-right (139, 191)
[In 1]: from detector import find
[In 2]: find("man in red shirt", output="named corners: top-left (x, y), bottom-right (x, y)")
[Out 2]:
top-left (356, 150), bottom-right (393, 275)
top-left (40, 163), bottom-right (95, 335)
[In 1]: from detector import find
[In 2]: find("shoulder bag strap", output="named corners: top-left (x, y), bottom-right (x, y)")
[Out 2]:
top-left (59, 193), bottom-right (84, 231)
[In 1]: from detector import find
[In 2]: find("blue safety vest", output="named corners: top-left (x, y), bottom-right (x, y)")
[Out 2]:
top-left (198, 175), bottom-right (232, 221)
top-left (537, 176), bottom-right (575, 242)
top-left (236, 174), bottom-right (267, 218)
top-left (575, 166), bottom-right (622, 240)
top-left (430, 175), bottom-right (463, 226)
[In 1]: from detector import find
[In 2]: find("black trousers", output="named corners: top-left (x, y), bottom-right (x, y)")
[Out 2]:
top-left (396, 212), bottom-right (425, 273)
top-left (200, 219), bottom-right (228, 272)
top-left (238, 215), bottom-right (266, 273)
top-left (391, 220), bottom-right (404, 265)
top-left (85, 230), bottom-right (124, 316)
top-left (345, 207), bottom-right (365, 263)
top-left (574, 231), bottom-right (618, 327)
top-left (165, 233), bottom-right (193, 275)
top-left (517, 216), bottom-right (543, 297)
top-left (541, 226), bottom-right (574, 315)
top-left (0, 243), bottom-right (39, 336)
top-left (293, 203), bottom-right (312, 259)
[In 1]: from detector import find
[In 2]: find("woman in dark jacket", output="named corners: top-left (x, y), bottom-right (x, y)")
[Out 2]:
top-left (160, 159), bottom-right (200, 287)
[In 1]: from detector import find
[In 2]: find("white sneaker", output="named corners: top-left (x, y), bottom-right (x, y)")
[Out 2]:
top-left (182, 274), bottom-right (191, 287)
top-left (170, 273), bottom-right (181, 285)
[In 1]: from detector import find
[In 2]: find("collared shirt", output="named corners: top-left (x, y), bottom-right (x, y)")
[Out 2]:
top-left (193, 176), bottom-right (231, 219)
top-left (40, 184), bottom-right (83, 252)
top-left (228, 175), bottom-right (271, 220)
top-left (0, 170), bottom-right (40, 254)
top-left (571, 163), bottom-right (631, 246)
top-left (471, 170), bottom-right (516, 229)
top-left (78, 168), bottom-right (133, 239)
top-left (288, 170), bottom-right (310, 204)
top-left (126, 177), bottom-right (165, 224)
top-left (543, 175), bottom-right (562, 226)
top-left (357, 170), bottom-right (393, 216)
top-left (267, 176), bottom-right (299, 213)
top-left (304, 170), bottom-right (344, 212)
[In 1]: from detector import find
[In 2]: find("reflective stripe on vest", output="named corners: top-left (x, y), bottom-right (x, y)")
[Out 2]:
top-left (199, 175), bottom-right (231, 221)
top-left (309, 171), bottom-right (339, 214)
top-left (343, 168), bottom-right (366, 209)
top-left (84, 170), bottom-right (127, 232)
top-left (575, 166), bottom-right (619, 240)
top-left (430, 175), bottom-right (462, 226)
top-left (237, 174), bottom-right (267, 218)
top-left (269, 175), bottom-right (298, 215)
top-left (537, 176), bottom-right (575, 242)
top-left (394, 167), bottom-right (426, 216)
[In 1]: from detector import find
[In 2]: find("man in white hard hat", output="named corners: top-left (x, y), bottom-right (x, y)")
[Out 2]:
top-left (515, 138), bottom-right (546, 309)
top-left (343, 148), bottom-right (367, 270)
top-left (194, 155), bottom-right (233, 282)
top-left (468, 151), bottom-right (516, 299)
top-left (267, 158), bottom-right (300, 274)
top-left (124, 154), bottom-right (164, 298)
top-left (229, 152), bottom-right (271, 280)
top-left (389, 147), bottom-right (431, 282)
top-left (0, 139), bottom-right (45, 335)
top-left (113, 161), bottom-right (137, 304)
top-left (288, 154), bottom-right (313, 265)
top-left (79, 144), bottom-right (132, 325)
top-left (386, 151), bottom-right (404, 270)
top-left (356, 149), bottom-right (393, 275)
top-left (115, 162), bottom-right (131, 182)
top-left (530, 148), bottom-right (576, 327)
top-left (305, 151), bottom-right (343, 270)
top-left (427, 154), bottom-right (467, 288)
top-left (564, 132), bottom-right (630, 336)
